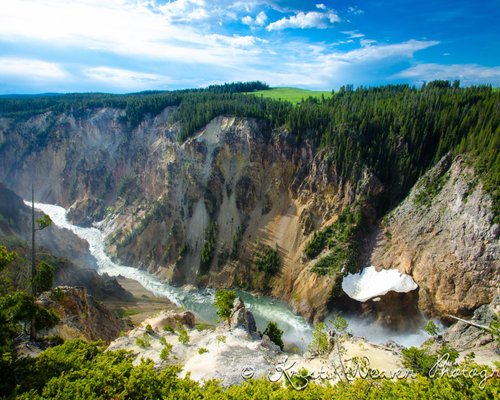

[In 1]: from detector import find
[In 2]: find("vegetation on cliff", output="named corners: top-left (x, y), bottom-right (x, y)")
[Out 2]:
top-left (304, 205), bottom-right (362, 277)
top-left (2, 81), bottom-right (496, 216)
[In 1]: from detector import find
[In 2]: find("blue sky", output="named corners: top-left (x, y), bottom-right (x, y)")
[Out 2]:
top-left (0, 0), bottom-right (499, 93)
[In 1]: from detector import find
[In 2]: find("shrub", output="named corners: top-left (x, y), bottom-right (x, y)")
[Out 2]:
top-left (198, 347), bottom-right (208, 355)
top-left (308, 322), bottom-right (331, 356)
top-left (401, 347), bottom-right (438, 376)
top-left (200, 220), bottom-right (217, 272)
top-left (216, 335), bottom-right (226, 345)
top-left (163, 324), bottom-right (175, 333)
top-left (263, 321), bottom-right (284, 350)
top-left (177, 326), bottom-right (190, 345)
top-left (214, 289), bottom-right (236, 324)
top-left (136, 334), bottom-right (151, 348)
top-left (254, 244), bottom-right (280, 275)
top-left (145, 324), bottom-right (154, 334)
top-left (160, 342), bottom-right (173, 361)
top-left (305, 206), bottom-right (362, 277)
top-left (425, 320), bottom-right (440, 336)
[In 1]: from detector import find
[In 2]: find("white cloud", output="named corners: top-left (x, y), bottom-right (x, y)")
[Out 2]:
top-left (347, 6), bottom-right (364, 15)
top-left (0, 57), bottom-right (69, 80)
top-left (241, 11), bottom-right (267, 27)
top-left (266, 9), bottom-right (340, 31)
top-left (396, 63), bottom-right (500, 84)
top-left (341, 30), bottom-right (365, 39)
top-left (277, 40), bottom-right (439, 88)
top-left (85, 66), bottom-right (171, 89)
top-left (0, 0), bottom-right (263, 67)
top-left (316, 3), bottom-right (327, 10)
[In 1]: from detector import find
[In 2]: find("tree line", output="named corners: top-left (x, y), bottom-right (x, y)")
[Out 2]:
top-left (0, 82), bottom-right (498, 217)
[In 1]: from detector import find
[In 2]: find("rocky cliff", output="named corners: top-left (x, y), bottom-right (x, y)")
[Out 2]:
top-left (38, 286), bottom-right (126, 343)
top-left (0, 108), bottom-right (497, 323)
top-left (369, 154), bottom-right (499, 319)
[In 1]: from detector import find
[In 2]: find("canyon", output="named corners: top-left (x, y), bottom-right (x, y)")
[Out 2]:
top-left (0, 105), bottom-right (498, 327)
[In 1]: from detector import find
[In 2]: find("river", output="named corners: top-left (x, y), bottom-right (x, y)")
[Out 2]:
top-left (28, 201), bottom-right (429, 349)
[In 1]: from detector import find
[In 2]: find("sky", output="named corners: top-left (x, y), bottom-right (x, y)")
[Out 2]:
top-left (0, 0), bottom-right (499, 94)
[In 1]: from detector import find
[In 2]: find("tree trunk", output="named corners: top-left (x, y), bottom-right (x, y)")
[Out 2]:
top-left (30, 184), bottom-right (36, 342)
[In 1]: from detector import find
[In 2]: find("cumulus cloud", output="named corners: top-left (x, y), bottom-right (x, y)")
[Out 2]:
top-left (0, 0), bottom-right (263, 67)
top-left (396, 63), bottom-right (500, 84)
top-left (0, 57), bottom-right (69, 80)
top-left (241, 11), bottom-right (267, 27)
top-left (266, 8), bottom-right (340, 31)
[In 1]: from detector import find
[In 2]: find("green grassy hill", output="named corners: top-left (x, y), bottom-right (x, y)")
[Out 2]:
top-left (245, 87), bottom-right (333, 103)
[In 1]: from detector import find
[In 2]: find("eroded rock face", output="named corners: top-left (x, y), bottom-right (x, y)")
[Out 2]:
top-left (1, 108), bottom-right (496, 326)
top-left (443, 296), bottom-right (499, 355)
top-left (38, 286), bottom-right (126, 343)
top-left (370, 155), bottom-right (499, 318)
top-left (0, 111), bottom-right (380, 322)
top-left (149, 310), bottom-right (196, 331)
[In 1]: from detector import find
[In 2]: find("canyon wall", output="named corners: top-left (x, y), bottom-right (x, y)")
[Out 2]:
top-left (1, 108), bottom-right (497, 322)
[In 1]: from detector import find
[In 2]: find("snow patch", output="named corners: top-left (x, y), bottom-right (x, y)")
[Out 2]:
top-left (342, 266), bottom-right (418, 302)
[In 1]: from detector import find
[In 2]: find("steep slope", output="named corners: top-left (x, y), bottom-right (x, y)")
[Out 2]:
top-left (0, 97), bottom-right (497, 323)
top-left (369, 154), bottom-right (499, 319)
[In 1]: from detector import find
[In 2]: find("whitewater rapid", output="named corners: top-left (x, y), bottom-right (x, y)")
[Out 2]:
top-left (28, 201), bottom-right (430, 348)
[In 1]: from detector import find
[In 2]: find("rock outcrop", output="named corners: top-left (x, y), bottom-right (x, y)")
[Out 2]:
top-left (369, 155), bottom-right (499, 318)
top-left (230, 297), bottom-right (257, 335)
top-left (38, 286), bottom-right (126, 343)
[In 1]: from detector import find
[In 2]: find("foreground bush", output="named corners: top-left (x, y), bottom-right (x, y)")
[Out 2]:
top-left (6, 339), bottom-right (498, 399)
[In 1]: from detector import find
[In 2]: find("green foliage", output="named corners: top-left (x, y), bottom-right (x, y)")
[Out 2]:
top-left (135, 334), bottom-right (151, 348)
top-left (49, 287), bottom-right (65, 302)
top-left (0, 245), bottom-right (16, 271)
top-left (332, 314), bottom-right (348, 334)
top-left (254, 244), bottom-right (280, 275)
top-left (489, 314), bottom-right (500, 345)
top-left (145, 324), bottom-right (154, 334)
top-left (207, 81), bottom-right (269, 93)
top-left (0, 338), bottom-right (497, 399)
top-left (308, 322), bottom-right (332, 356)
top-left (414, 170), bottom-right (450, 208)
top-left (195, 322), bottom-right (215, 331)
top-left (306, 206), bottom-right (362, 276)
top-left (33, 261), bottom-right (54, 294)
top-left (248, 87), bottom-right (333, 104)
top-left (263, 321), bottom-right (284, 350)
top-left (2, 83), bottom-right (498, 221)
top-left (160, 342), bottom-right (173, 361)
top-left (200, 220), bottom-right (217, 272)
top-left (198, 347), bottom-right (209, 355)
top-left (230, 222), bottom-right (247, 260)
top-left (285, 367), bottom-right (310, 390)
top-left (216, 335), bottom-right (227, 345)
top-left (425, 320), bottom-right (440, 336)
top-left (214, 289), bottom-right (236, 324)
top-left (177, 324), bottom-right (190, 345)
top-left (35, 214), bottom-right (52, 230)
top-left (401, 346), bottom-right (438, 376)
top-left (163, 324), bottom-right (175, 333)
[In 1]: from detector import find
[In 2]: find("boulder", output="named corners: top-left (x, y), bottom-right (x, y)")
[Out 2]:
top-left (230, 298), bottom-right (257, 334)
top-left (152, 310), bottom-right (196, 330)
